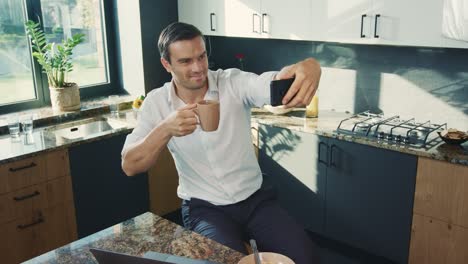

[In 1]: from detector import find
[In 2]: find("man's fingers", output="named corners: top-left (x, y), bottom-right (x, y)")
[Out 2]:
top-left (180, 103), bottom-right (197, 111)
top-left (289, 80), bottom-right (316, 107)
top-left (282, 76), bottom-right (303, 105)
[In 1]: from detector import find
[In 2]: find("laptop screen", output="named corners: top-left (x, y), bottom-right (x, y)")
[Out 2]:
top-left (90, 248), bottom-right (220, 264)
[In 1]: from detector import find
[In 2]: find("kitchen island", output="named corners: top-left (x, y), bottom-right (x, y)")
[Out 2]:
top-left (23, 212), bottom-right (244, 264)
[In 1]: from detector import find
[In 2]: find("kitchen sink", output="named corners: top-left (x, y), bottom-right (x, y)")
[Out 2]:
top-left (50, 117), bottom-right (129, 140)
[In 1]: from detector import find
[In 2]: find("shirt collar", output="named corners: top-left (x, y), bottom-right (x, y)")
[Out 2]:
top-left (167, 70), bottom-right (218, 110)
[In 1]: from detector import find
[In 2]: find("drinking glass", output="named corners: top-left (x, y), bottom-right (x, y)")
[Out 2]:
top-left (7, 114), bottom-right (20, 141)
top-left (108, 95), bottom-right (120, 116)
top-left (20, 115), bottom-right (33, 135)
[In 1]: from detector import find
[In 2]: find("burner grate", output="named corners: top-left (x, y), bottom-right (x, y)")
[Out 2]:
top-left (336, 111), bottom-right (447, 148)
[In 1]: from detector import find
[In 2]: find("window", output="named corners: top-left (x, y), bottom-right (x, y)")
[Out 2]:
top-left (0, 0), bottom-right (36, 105)
top-left (0, 0), bottom-right (115, 112)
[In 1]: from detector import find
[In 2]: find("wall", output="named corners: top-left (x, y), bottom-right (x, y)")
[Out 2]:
top-left (114, 0), bottom-right (145, 96)
top-left (207, 37), bottom-right (468, 130)
top-left (139, 0), bottom-right (178, 93)
top-left (114, 0), bottom-right (177, 96)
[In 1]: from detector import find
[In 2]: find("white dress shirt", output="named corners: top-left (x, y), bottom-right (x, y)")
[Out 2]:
top-left (122, 69), bottom-right (277, 205)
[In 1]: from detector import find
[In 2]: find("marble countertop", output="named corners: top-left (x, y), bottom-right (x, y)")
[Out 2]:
top-left (251, 108), bottom-right (468, 166)
top-left (0, 107), bottom-right (466, 166)
top-left (23, 212), bottom-right (244, 264)
top-left (0, 111), bottom-right (136, 165)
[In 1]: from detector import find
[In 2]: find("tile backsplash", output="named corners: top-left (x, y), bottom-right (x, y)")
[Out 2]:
top-left (207, 37), bottom-right (468, 130)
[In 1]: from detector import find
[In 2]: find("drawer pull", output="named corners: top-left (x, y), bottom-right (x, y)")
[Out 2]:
top-left (17, 217), bottom-right (44, 229)
top-left (9, 162), bottom-right (37, 172)
top-left (13, 191), bottom-right (40, 201)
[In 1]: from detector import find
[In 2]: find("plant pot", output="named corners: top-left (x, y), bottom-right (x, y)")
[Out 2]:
top-left (49, 83), bottom-right (81, 111)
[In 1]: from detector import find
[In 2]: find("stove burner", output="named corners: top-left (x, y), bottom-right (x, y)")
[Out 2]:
top-left (377, 131), bottom-right (385, 139)
top-left (408, 130), bottom-right (419, 139)
top-left (354, 123), bottom-right (371, 134)
top-left (403, 137), bottom-right (411, 144)
top-left (336, 111), bottom-right (447, 148)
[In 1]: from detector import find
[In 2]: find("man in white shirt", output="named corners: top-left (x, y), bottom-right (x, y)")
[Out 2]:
top-left (122, 22), bottom-right (321, 263)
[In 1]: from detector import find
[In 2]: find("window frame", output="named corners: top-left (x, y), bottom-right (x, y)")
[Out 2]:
top-left (0, 0), bottom-right (119, 114)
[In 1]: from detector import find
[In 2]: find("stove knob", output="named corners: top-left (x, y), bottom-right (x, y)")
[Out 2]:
top-left (386, 134), bottom-right (393, 140)
top-left (403, 136), bottom-right (410, 144)
top-left (395, 135), bottom-right (402, 142)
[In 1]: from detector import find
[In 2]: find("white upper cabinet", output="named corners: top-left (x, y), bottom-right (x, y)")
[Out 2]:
top-left (178, 0), bottom-right (225, 36)
top-left (259, 0), bottom-right (319, 40)
top-left (323, 0), bottom-right (374, 44)
top-left (224, 0), bottom-right (262, 38)
top-left (216, 0), bottom-right (321, 40)
top-left (178, 0), bottom-right (468, 48)
top-left (371, 0), bottom-right (445, 47)
top-left (324, 0), bottom-right (468, 48)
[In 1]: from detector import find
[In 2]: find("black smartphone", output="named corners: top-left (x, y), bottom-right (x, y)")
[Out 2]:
top-left (270, 77), bottom-right (295, 106)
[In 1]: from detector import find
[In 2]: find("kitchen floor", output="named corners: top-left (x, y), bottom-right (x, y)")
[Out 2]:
top-left (162, 210), bottom-right (396, 264)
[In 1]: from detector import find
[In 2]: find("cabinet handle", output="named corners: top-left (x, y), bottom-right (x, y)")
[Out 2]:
top-left (17, 217), bottom-right (44, 230)
top-left (9, 162), bottom-right (37, 172)
top-left (360, 14), bottom-right (367, 38)
top-left (253, 13), bottom-right (260, 33)
top-left (13, 191), bottom-right (40, 201)
top-left (374, 14), bottom-right (380, 38)
top-left (330, 144), bottom-right (337, 167)
top-left (318, 142), bottom-right (329, 166)
top-left (261, 13), bottom-right (268, 33)
top-left (210, 13), bottom-right (216, 31)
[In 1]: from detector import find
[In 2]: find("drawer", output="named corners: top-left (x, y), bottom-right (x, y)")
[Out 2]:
top-left (0, 156), bottom-right (46, 194)
top-left (35, 203), bottom-right (77, 254)
top-left (44, 149), bottom-right (70, 180)
top-left (0, 202), bottom-right (77, 264)
top-left (0, 213), bottom-right (42, 264)
top-left (0, 184), bottom-right (47, 225)
top-left (0, 176), bottom-right (73, 225)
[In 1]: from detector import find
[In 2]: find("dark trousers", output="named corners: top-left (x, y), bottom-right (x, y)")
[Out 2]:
top-left (181, 187), bottom-right (320, 264)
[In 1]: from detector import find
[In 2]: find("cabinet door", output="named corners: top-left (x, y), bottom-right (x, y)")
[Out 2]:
top-left (409, 214), bottom-right (468, 264)
top-left (225, 0), bottom-right (262, 38)
top-left (325, 139), bottom-right (417, 264)
top-left (178, 0), bottom-right (225, 36)
top-left (69, 134), bottom-right (149, 238)
top-left (260, 0), bottom-right (318, 40)
top-left (371, 0), bottom-right (442, 47)
top-left (324, 0), bottom-right (373, 44)
top-left (258, 124), bottom-right (327, 234)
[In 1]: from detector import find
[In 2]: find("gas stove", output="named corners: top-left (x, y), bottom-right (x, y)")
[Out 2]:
top-left (335, 111), bottom-right (447, 149)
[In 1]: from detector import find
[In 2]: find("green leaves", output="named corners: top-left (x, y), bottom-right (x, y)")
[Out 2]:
top-left (24, 20), bottom-right (85, 88)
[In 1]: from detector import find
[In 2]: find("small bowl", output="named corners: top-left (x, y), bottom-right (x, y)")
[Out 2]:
top-left (237, 252), bottom-right (295, 264)
top-left (437, 131), bottom-right (468, 145)
top-left (263, 105), bottom-right (294, 115)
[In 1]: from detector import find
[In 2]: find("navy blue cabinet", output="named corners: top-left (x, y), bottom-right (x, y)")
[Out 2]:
top-left (258, 124), bottom-right (417, 264)
top-left (69, 134), bottom-right (149, 238)
top-left (258, 124), bottom-right (327, 235)
top-left (325, 138), bottom-right (417, 264)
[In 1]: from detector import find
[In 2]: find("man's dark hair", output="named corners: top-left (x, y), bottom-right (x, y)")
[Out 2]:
top-left (158, 22), bottom-right (204, 63)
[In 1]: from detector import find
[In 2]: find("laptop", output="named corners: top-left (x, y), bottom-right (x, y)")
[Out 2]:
top-left (90, 248), bottom-right (220, 264)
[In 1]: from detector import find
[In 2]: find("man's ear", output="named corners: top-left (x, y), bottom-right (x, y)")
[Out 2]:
top-left (160, 57), bottom-right (172, 73)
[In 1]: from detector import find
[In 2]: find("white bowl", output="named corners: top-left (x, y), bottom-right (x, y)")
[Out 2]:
top-left (263, 105), bottom-right (294, 115)
top-left (237, 252), bottom-right (295, 264)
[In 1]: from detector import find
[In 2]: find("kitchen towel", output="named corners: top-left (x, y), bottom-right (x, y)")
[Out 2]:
top-left (442, 0), bottom-right (468, 41)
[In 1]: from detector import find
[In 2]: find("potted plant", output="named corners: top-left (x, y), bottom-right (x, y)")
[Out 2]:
top-left (24, 20), bottom-right (85, 111)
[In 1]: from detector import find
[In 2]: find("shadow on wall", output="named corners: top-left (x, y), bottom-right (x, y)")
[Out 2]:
top-left (258, 125), bottom-right (302, 161)
top-left (207, 36), bottom-right (468, 129)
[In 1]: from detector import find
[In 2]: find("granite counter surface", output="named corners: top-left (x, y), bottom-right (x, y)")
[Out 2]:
top-left (0, 108), bottom-right (466, 166)
top-left (251, 108), bottom-right (468, 166)
top-left (0, 112), bottom-right (136, 165)
top-left (23, 212), bottom-right (244, 264)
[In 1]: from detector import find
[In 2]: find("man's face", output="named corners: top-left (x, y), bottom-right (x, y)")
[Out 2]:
top-left (161, 36), bottom-right (209, 91)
